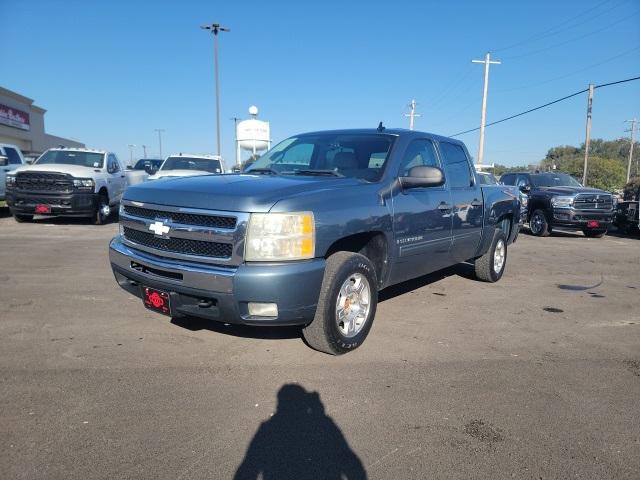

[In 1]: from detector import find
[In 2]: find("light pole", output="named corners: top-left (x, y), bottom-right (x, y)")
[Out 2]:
top-left (127, 144), bottom-right (136, 165)
top-left (154, 129), bottom-right (165, 159)
top-left (201, 22), bottom-right (230, 158)
top-left (141, 144), bottom-right (148, 158)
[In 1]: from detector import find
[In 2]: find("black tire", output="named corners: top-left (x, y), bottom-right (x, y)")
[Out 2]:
top-left (94, 193), bottom-right (110, 225)
top-left (583, 229), bottom-right (607, 238)
top-left (529, 209), bottom-right (551, 237)
top-left (13, 213), bottom-right (34, 223)
top-left (302, 251), bottom-right (378, 355)
top-left (474, 229), bottom-right (508, 282)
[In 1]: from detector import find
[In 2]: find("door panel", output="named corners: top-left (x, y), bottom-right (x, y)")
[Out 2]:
top-left (390, 138), bottom-right (453, 284)
top-left (438, 142), bottom-right (483, 263)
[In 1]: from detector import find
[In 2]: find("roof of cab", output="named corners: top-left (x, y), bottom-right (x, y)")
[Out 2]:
top-left (294, 128), bottom-right (465, 146)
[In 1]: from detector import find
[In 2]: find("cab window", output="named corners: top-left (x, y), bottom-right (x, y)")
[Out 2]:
top-left (3, 147), bottom-right (22, 164)
top-left (398, 139), bottom-right (439, 177)
top-left (439, 142), bottom-right (473, 188)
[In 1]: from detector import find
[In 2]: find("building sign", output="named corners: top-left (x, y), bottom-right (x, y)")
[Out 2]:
top-left (0, 103), bottom-right (30, 131)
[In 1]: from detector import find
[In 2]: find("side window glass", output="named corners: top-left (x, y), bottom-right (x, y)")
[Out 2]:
top-left (439, 142), bottom-right (472, 188)
top-left (108, 154), bottom-right (120, 173)
top-left (501, 174), bottom-right (515, 185)
top-left (4, 147), bottom-right (22, 164)
top-left (399, 139), bottom-right (439, 177)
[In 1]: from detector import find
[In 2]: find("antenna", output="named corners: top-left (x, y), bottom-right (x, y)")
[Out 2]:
top-left (403, 99), bottom-right (421, 130)
top-left (377, 122), bottom-right (385, 132)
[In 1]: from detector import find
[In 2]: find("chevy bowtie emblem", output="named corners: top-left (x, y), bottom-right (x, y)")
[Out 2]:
top-left (149, 221), bottom-right (170, 236)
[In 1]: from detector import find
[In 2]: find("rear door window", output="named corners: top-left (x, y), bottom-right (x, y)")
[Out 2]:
top-left (439, 142), bottom-right (473, 188)
top-left (500, 174), bottom-right (515, 185)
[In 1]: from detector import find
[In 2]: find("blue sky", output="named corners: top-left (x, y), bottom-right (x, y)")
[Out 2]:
top-left (1, 0), bottom-right (639, 166)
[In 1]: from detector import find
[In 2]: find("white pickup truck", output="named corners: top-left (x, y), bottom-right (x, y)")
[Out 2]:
top-left (0, 143), bottom-right (26, 201)
top-left (5, 147), bottom-right (128, 224)
top-left (147, 154), bottom-right (225, 180)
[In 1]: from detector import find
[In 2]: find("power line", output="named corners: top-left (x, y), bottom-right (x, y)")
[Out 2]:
top-left (503, 9), bottom-right (640, 61)
top-left (492, 0), bottom-right (615, 53)
top-left (449, 75), bottom-right (640, 137)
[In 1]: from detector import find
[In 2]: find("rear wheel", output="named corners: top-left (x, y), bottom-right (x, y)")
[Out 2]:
top-left (583, 229), bottom-right (607, 238)
top-left (529, 209), bottom-right (551, 237)
top-left (13, 213), bottom-right (34, 223)
top-left (302, 252), bottom-right (378, 355)
top-left (94, 193), bottom-right (111, 225)
top-left (474, 229), bottom-right (508, 282)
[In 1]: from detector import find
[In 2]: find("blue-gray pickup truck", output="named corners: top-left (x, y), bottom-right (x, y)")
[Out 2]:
top-left (109, 128), bottom-right (520, 354)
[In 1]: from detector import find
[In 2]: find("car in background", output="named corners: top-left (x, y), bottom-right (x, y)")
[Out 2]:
top-left (5, 147), bottom-right (127, 224)
top-left (501, 171), bottom-right (614, 238)
top-left (147, 154), bottom-right (225, 180)
top-left (475, 171), bottom-right (499, 185)
top-left (126, 159), bottom-right (163, 185)
top-left (0, 143), bottom-right (26, 201)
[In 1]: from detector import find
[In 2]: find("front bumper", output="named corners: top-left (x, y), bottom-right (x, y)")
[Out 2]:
top-left (6, 189), bottom-right (99, 216)
top-left (109, 235), bottom-right (325, 326)
top-left (551, 208), bottom-right (614, 229)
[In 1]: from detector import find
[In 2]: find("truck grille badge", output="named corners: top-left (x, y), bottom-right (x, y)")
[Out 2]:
top-left (149, 221), bottom-right (170, 237)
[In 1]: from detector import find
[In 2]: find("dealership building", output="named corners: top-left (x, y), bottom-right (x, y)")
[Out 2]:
top-left (0, 86), bottom-right (84, 160)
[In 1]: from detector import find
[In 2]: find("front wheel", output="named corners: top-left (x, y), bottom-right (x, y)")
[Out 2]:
top-left (302, 252), bottom-right (378, 355)
top-left (529, 209), bottom-right (551, 237)
top-left (94, 194), bottom-right (111, 225)
top-left (474, 229), bottom-right (508, 282)
top-left (583, 229), bottom-right (607, 238)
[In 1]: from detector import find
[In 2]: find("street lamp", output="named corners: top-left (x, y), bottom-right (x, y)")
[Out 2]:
top-left (201, 22), bottom-right (230, 158)
top-left (154, 129), bottom-right (165, 159)
top-left (127, 144), bottom-right (136, 166)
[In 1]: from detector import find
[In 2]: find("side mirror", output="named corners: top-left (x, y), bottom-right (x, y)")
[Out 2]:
top-left (126, 165), bottom-right (133, 170)
top-left (144, 164), bottom-right (155, 174)
top-left (0, 155), bottom-right (8, 167)
top-left (399, 166), bottom-right (445, 189)
top-left (519, 184), bottom-right (531, 193)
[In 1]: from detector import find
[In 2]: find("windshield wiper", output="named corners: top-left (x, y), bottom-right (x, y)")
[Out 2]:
top-left (293, 169), bottom-right (344, 177)
top-left (246, 168), bottom-right (280, 175)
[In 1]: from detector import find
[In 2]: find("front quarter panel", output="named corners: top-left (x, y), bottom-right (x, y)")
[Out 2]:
top-left (269, 182), bottom-right (394, 260)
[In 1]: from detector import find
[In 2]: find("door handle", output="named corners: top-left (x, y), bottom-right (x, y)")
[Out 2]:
top-left (471, 199), bottom-right (483, 207)
top-left (437, 202), bottom-right (452, 211)
top-left (120, 175), bottom-right (125, 178)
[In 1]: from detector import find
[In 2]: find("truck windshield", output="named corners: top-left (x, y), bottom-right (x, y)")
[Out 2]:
top-left (246, 133), bottom-right (395, 182)
top-left (531, 173), bottom-right (582, 187)
top-left (133, 159), bottom-right (163, 170)
top-left (36, 150), bottom-right (104, 168)
top-left (161, 157), bottom-right (222, 173)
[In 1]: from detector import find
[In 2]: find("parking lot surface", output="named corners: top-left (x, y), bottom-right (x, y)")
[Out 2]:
top-left (1, 212), bottom-right (639, 479)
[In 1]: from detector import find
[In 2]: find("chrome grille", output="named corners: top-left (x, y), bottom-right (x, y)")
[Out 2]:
top-left (123, 227), bottom-right (232, 258)
top-left (119, 200), bottom-right (248, 266)
top-left (123, 205), bottom-right (236, 229)
top-left (573, 193), bottom-right (613, 210)
top-left (16, 172), bottom-right (73, 193)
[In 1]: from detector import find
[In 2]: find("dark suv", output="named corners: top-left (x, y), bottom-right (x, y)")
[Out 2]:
top-left (500, 171), bottom-right (614, 238)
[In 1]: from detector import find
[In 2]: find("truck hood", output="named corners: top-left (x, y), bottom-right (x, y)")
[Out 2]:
top-left (123, 173), bottom-right (365, 212)
top-left (148, 169), bottom-right (214, 180)
top-left (535, 186), bottom-right (610, 196)
top-left (10, 163), bottom-right (103, 177)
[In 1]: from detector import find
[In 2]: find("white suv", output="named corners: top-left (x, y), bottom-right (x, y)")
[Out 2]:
top-left (5, 147), bottom-right (127, 224)
top-left (148, 153), bottom-right (225, 180)
top-left (0, 143), bottom-right (26, 201)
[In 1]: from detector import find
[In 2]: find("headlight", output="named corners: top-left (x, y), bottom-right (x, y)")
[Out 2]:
top-left (6, 174), bottom-right (16, 187)
top-left (245, 212), bottom-right (315, 261)
top-left (73, 178), bottom-right (95, 190)
top-left (551, 195), bottom-right (574, 208)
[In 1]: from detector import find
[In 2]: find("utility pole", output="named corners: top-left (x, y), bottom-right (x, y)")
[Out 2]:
top-left (231, 116), bottom-right (240, 168)
top-left (403, 99), bottom-right (421, 130)
top-left (141, 144), bottom-right (148, 158)
top-left (582, 84), bottom-right (594, 186)
top-left (624, 118), bottom-right (637, 182)
top-left (154, 129), bottom-right (165, 159)
top-left (201, 22), bottom-right (230, 159)
top-left (127, 144), bottom-right (136, 165)
top-left (472, 52), bottom-right (501, 165)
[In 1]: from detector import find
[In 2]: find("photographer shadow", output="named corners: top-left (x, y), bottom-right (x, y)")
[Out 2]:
top-left (234, 384), bottom-right (367, 480)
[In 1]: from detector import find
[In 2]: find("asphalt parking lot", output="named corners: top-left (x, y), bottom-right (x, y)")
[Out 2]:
top-left (1, 211), bottom-right (638, 480)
